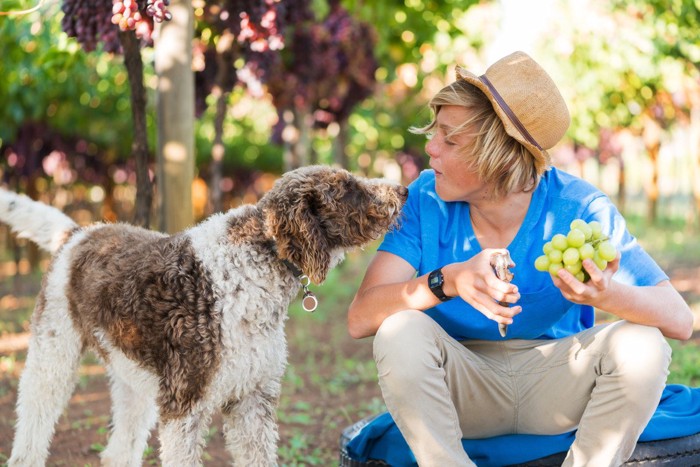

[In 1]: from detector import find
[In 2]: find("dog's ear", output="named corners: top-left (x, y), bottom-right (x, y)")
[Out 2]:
top-left (262, 189), bottom-right (331, 285)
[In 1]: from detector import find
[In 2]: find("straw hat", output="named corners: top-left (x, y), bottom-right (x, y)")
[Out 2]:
top-left (457, 51), bottom-right (570, 171)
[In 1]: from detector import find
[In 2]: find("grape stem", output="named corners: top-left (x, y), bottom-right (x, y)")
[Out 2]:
top-left (589, 235), bottom-right (610, 248)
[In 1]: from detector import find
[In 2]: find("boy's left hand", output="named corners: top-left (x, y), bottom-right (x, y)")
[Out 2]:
top-left (552, 253), bottom-right (621, 306)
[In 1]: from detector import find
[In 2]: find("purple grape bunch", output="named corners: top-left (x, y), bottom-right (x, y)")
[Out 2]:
top-left (61, 0), bottom-right (121, 52)
top-left (146, 0), bottom-right (173, 23)
top-left (111, 0), bottom-right (142, 31)
top-left (111, 0), bottom-right (172, 35)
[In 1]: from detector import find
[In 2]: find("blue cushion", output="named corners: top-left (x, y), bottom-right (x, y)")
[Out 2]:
top-left (346, 384), bottom-right (700, 466)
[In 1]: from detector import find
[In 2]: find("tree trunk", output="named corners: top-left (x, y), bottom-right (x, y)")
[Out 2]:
top-left (642, 115), bottom-right (662, 225)
top-left (281, 109), bottom-right (296, 172)
top-left (332, 120), bottom-right (349, 169)
top-left (210, 94), bottom-right (226, 214)
top-left (120, 30), bottom-right (152, 228)
top-left (294, 107), bottom-right (312, 169)
top-left (26, 171), bottom-right (41, 272)
top-left (209, 31), bottom-right (235, 215)
top-left (155, 0), bottom-right (195, 234)
top-left (645, 141), bottom-right (660, 224)
top-left (617, 155), bottom-right (626, 215)
top-left (101, 174), bottom-right (118, 223)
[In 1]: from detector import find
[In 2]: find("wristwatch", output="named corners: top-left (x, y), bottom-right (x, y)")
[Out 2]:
top-left (428, 268), bottom-right (453, 302)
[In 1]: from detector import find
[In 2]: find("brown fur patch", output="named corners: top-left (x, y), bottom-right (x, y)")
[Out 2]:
top-left (66, 224), bottom-right (221, 419)
top-left (259, 167), bottom-right (407, 283)
top-left (226, 206), bottom-right (270, 247)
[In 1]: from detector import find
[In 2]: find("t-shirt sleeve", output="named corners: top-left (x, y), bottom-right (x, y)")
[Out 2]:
top-left (585, 195), bottom-right (668, 287)
top-left (378, 178), bottom-right (423, 271)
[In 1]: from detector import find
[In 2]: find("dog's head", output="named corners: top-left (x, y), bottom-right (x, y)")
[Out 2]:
top-left (260, 165), bottom-right (408, 284)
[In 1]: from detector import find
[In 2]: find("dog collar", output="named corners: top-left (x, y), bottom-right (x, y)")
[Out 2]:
top-left (268, 239), bottom-right (318, 312)
top-left (280, 259), bottom-right (318, 313)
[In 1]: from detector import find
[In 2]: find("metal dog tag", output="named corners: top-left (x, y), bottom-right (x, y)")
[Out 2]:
top-left (297, 274), bottom-right (318, 312)
top-left (302, 290), bottom-right (318, 312)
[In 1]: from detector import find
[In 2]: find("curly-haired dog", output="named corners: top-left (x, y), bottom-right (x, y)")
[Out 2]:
top-left (1, 165), bottom-right (407, 467)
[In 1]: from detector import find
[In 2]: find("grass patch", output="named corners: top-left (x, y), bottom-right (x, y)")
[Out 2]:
top-left (625, 213), bottom-right (700, 269)
top-left (668, 340), bottom-right (700, 386)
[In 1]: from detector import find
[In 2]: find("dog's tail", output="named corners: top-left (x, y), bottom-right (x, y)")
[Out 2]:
top-left (0, 189), bottom-right (79, 254)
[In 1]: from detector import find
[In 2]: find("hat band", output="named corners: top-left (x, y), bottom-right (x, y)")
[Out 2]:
top-left (478, 75), bottom-right (542, 151)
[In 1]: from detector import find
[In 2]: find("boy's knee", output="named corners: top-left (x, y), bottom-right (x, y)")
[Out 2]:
top-left (606, 321), bottom-right (671, 378)
top-left (375, 310), bottom-right (433, 347)
top-left (373, 310), bottom-right (439, 371)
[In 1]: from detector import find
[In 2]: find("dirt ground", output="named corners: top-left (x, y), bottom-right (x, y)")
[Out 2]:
top-left (1, 264), bottom-right (699, 466)
top-left (0, 329), bottom-right (381, 466)
top-left (0, 360), bottom-right (383, 466)
top-left (0, 274), bottom-right (382, 467)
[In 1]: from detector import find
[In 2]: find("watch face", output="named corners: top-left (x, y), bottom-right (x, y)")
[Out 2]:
top-left (429, 269), bottom-right (444, 288)
top-left (429, 274), bottom-right (441, 287)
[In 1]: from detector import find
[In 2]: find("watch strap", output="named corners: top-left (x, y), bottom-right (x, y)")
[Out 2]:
top-left (428, 268), bottom-right (453, 302)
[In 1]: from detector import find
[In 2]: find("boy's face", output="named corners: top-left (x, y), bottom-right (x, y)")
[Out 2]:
top-left (425, 105), bottom-right (486, 203)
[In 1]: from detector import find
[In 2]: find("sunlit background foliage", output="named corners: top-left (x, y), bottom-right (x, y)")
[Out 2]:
top-left (0, 0), bottom-right (698, 227)
top-left (1, 1), bottom-right (700, 464)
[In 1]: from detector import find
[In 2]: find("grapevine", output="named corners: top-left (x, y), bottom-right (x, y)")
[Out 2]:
top-left (535, 219), bottom-right (618, 282)
top-left (194, 0), bottom-right (314, 107)
top-left (61, 0), bottom-right (173, 53)
top-left (61, 0), bottom-right (120, 52)
top-left (263, 0), bottom-right (378, 139)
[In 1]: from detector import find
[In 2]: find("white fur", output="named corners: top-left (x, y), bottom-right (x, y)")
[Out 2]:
top-left (9, 232), bottom-right (86, 466)
top-left (0, 190), bottom-right (77, 253)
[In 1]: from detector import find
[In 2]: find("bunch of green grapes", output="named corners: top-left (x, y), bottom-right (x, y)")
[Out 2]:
top-left (534, 219), bottom-right (618, 282)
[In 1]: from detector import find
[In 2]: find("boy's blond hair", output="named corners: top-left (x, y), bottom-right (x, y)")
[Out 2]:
top-left (411, 80), bottom-right (546, 199)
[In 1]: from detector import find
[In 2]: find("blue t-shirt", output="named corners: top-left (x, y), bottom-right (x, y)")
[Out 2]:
top-left (379, 167), bottom-right (668, 340)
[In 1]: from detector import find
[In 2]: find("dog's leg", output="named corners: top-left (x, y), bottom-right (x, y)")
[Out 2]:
top-left (221, 381), bottom-right (281, 466)
top-left (158, 408), bottom-right (213, 467)
top-left (8, 309), bottom-right (83, 467)
top-left (100, 361), bottom-right (159, 467)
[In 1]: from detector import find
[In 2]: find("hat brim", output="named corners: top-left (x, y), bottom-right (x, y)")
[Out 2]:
top-left (456, 67), bottom-right (549, 172)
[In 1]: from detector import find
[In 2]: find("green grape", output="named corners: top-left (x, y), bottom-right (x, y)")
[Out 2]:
top-left (578, 243), bottom-right (595, 260)
top-left (562, 247), bottom-right (580, 265)
top-left (565, 262), bottom-right (583, 275)
top-left (548, 249), bottom-right (563, 264)
top-left (566, 229), bottom-right (586, 248)
top-left (535, 218), bottom-right (614, 284)
top-left (548, 263), bottom-right (563, 276)
top-left (534, 255), bottom-right (550, 272)
top-left (570, 219), bottom-right (587, 231)
top-left (597, 241), bottom-right (617, 262)
top-left (551, 234), bottom-right (568, 251)
top-left (570, 219), bottom-right (592, 240)
top-left (588, 220), bottom-right (603, 239)
top-left (581, 224), bottom-right (592, 240)
top-left (592, 252), bottom-right (608, 270)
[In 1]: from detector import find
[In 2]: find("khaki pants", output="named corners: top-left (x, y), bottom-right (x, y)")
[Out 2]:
top-left (373, 310), bottom-right (672, 467)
